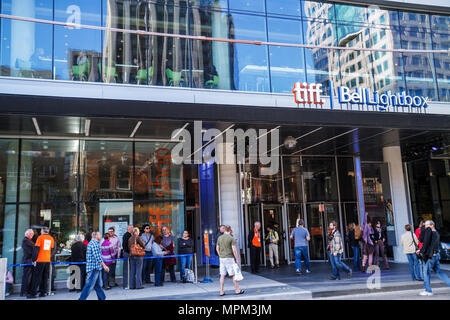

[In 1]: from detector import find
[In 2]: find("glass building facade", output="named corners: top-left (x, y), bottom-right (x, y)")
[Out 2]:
top-left (0, 0), bottom-right (449, 100)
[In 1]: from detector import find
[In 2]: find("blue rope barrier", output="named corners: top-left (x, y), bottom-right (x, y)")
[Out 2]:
top-left (7, 253), bottom-right (194, 268)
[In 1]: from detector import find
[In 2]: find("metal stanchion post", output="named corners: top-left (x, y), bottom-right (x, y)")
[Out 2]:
top-left (0, 258), bottom-right (6, 300)
top-left (127, 257), bottom-right (130, 290)
top-left (194, 254), bottom-right (198, 284)
top-left (47, 262), bottom-right (53, 296)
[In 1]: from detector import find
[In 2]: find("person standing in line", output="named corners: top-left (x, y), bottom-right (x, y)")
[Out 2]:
top-left (328, 221), bottom-right (352, 280)
top-left (265, 225), bottom-right (280, 269)
top-left (152, 235), bottom-right (168, 287)
top-left (140, 224), bottom-right (154, 284)
top-left (70, 233), bottom-right (87, 292)
top-left (122, 224), bottom-right (133, 289)
top-left (248, 221), bottom-right (262, 274)
top-left (128, 227), bottom-right (145, 290)
top-left (290, 219), bottom-right (311, 274)
top-left (415, 219), bottom-right (425, 277)
top-left (79, 231), bottom-right (110, 300)
top-left (361, 212), bottom-right (374, 273)
top-left (217, 225), bottom-right (244, 296)
top-left (178, 230), bottom-right (194, 283)
top-left (100, 233), bottom-right (115, 290)
top-left (401, 224), bottom-right (423, 281)
top-left (20, 229), bottom-right (35, 297)
top-left (161, 226), bottom-right (177, 283)
top-left (27, 227), bottom-right (55, 299)
top-left (347, 223), bottom-right (361, 272)
top-left (373, 220), bottom-right (390, 270)
top-left (106, 227), bottom-right (121, 287)
top-left (418, 220), bottom-right (450, 296)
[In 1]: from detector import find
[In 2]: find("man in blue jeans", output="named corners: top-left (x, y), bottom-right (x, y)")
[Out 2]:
top-left (418, 220), bottom-right (450, 296)
top-left (79, 231), bottom-right (110, 300)
top-left (140, 224), bottom-right (154, 283)
top-left (290, 219), bottom-right (311, 274)
top-left (328, 221), bottom-right (352, 280)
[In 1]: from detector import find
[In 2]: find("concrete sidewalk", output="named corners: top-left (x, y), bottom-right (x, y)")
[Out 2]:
top-left (6, 261), bottom-right (450, 300)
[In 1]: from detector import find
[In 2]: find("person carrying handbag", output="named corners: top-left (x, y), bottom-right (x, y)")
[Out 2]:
top-left (128, 227), bottom-right (145, 289)
top-left (401, 224), bottom-right (423, 281)
top-left (161, 227), bottom-right (177, 283)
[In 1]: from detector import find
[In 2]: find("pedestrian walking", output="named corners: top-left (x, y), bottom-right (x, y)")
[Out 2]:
top-left (70, 233), bottom-right (87, 292)
top-left (248, 221), bottom-right (262, 273)
top-left (128, 227), bottom-right (145, 289)
top-left (361, 212), bottom-right (374, 273)
top-left (27, 227), bottom-right (55, 299)
top-left (346, 223), bottom-right (361, 272)
top-left (105, 227), bottom-right (121, 287)
top-left (152, 235), bottom-right (168, 287)
top-left (79, 231), bottom-right (110, 300)
top-left (122, 224), bottom-right (133, 289)
top-left (290, 219), bottom-right (311, 274)
top-left (178, 230), bottom-right (194, 282)
top-left (401, 224), bottom-right (423, 281)
top-left (140, 224), bottom-right (154, 284)
top-left (100, 233), bottom-right (115, 290)
top-left (161, 226), bottom-right (177, 283)
top-left (418, 220), bottom-right (450, 296)
top-left (217, 225), bottom-right (244, 296)
top-left (327, 221), bottom-right (352, 280)
top-left (265, 225), bottom-right (280, 269)
top-left (373, 220), bottom-right (390, 270)
top-left (20, 229), bottom-right (35, 297)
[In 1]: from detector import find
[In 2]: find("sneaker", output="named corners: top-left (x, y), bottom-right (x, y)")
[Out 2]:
top-left (306, 270), bottom-right (311, 274)
top-left (330, 276), bottom-right (337, 280)
top-left (26, 294), bottom-right (37, 299)
top-left (276, 264), bottom-right (280, 268)
top-left (419, 291), bottom-right (433, 296)
top-left (296, 269), bottom-right (301, 273)
top-left (38, 293), bottom-right (46, 297)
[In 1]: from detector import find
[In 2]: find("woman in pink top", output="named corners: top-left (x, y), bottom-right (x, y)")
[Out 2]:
top-left (101, 233), bottom-right (115, 290)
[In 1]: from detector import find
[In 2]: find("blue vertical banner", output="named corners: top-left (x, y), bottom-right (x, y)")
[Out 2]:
top-left (199, 162), bottom-right (219, 265)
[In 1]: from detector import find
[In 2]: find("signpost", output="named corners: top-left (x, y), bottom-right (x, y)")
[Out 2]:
top-left (200, 232), bottom-right (213, 283)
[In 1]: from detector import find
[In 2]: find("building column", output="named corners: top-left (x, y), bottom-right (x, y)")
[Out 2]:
top-left (382, 134), bottom-right (409, 263)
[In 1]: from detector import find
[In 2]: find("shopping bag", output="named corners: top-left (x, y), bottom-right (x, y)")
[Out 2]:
top-left (233, 264), bottom-right (244, 281)
top-left (185, 269), bottom-right (195, 283)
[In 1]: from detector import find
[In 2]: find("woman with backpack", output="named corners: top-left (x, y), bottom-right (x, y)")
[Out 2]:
top-left (347, 223), bottom-right (361, 272)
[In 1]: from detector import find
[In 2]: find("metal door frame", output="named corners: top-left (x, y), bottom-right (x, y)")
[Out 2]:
top-left (261, 203), bottom-right (287, 265)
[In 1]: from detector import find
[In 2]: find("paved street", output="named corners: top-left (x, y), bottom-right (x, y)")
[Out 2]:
top-left (319, 287), bottom-right (450, 300)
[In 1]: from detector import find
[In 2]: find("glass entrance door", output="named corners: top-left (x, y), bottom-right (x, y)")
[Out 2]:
top-left (306, 203), bottom-right (339, 260)
top-left (262, 204), bottom-right (286, 264)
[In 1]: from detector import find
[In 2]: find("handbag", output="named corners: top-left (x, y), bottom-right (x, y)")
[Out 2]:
top-left (411, 231), bottom-right (423, 260)
top-left (232, 263), bottom-right (244, 281)
top-left (130, 238), bottom-right (145, 257)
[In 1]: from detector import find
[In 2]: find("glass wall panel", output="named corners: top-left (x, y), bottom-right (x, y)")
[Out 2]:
top-left (267, 17), bottom-right (305, 93)
top-left (282, 156), bottom-right (303, 203)
top-left (229, 0), bottom-right (265, 13)
top-left (146, 1), bottom-right (189, 87)
top-left (302, 19), bottom-right (340, 95)
top-left (302, 0), bottom-right (334, 20)
top-left (332, 3), bottom-right (367, 24)
top-left (370, 27), bottom-right (406, 93)
top-left (243, 164), bottom-right (283, 203)
top-left (302, 157), bottom-right (338, 202)
top-left (80, 141), bottom-right (133, 201)
top-left (54, 0), bottom-right (102, 81)
top-left (336, 22), bottom-right (374, 91)
top-left (401, 29), bottom-right (438, 100)
top-left (431, 14), bottom-right (450, 33)
top-left (337, 157), bottom-right (356, 202)
top-left (102, 0), bottom-right (147, 84)
top-left (432, 32), bottom-right (450, 101)
top-left (367, 6), bottom-right (399, 27)
top-left (20, 140), bottom-right (79, 203)
top-left (267, 0), bottom-right (301, 17)
top-left (189, 7), bottom-right (231, 89)
top-left (228, 12), bottom-right (269, 92)
top-left (134, 201), bottom-right (184, 240)
top-left (398, 11), bottom-right (430, 32)
top-left (134, 142), bottom-right (183, 201)
top-left (0, 0), bottom-right (53, 78)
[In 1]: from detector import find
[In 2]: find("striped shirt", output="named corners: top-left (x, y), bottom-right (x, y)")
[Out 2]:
top-left (86, 239), bottom-right (103, 273)
top-left (101, 239), bottom-right (115, 266)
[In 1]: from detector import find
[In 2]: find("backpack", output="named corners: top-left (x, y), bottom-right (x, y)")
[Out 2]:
top-left (354, 225), bottom-right (362, 240)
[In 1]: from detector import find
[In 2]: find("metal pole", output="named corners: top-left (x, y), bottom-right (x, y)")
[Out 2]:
top-left (127, 257), bottom-right (130, 290)
top-left (194, 254), bottom-right (198, 284)
top-left (0, 258), bottom-right (6, 300)
top-left (48, 262), bottom-right (53, 296)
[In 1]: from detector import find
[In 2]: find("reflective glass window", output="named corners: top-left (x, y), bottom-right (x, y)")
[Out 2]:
top-left (80, 141), bottom-right (133, 201)
top-left (336, 23), bottom-right (374, 91)
top-left (367, 6), bottom-right (399, 27)
top-left (229, 12), bottom-right (269, 92)
top-left (267, 17), bottom-right (305, 93)
top-left (370, 27), bottom-right (405, 93)
top-left (229, 0), bottom-right (265, 13)
top-left (267, 0), bottom-right (301, 17)
top-left (54, 0), bottom-right (102, 81)
top-left (20, 140), bottom-right (79, 203)
top-left (401, 29), bottom-right (438, 100)
top-left (0, 0), bottom-right (53, 78)
top-left (282, 157), bottom-right (303, 203)
top-left (189, 0), bottom-right (228, 11)
top-left (189, 8), bottom-right (231, 89)
top-left (102, 0), bottom-right (147, 84)
top-left (243, 164), bottom-right (283, 203)
top-left (398, 11), bottom-right (430, 31)
top-left (302, 157), bottom-right (338, 202)
top-left (302, 0), bottom-right (334, 20)
top-left (146, 1), bottom-right (189, 87)
top-left (134, 142), bottom-right (183, 201)
top-left (432, 32), bottom-right (450, 101)
top-left (431, 14), bottom-right (450, 33)
top-left (332, 3), bottom-right (367, 24)
top-left (337, 158), bottom-right (356, 202)
top-left (302, 19), bottom-right (339, 95)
